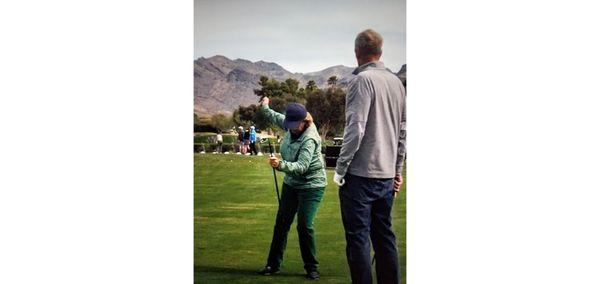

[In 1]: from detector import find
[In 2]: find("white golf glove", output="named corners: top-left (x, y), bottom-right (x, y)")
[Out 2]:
top-left (333, 172), bottom-right (345, 186)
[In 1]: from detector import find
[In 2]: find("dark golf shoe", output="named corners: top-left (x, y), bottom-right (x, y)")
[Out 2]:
top-left (258, 266), bottom-right (280, 276)
top-left (306, 270), bottom-right (320, 280)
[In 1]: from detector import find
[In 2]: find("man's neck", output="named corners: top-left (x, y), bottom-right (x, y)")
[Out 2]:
top-left (353, 60), bottom-right (385, 75)
top-left (357, 56), bottom-right (380, 66)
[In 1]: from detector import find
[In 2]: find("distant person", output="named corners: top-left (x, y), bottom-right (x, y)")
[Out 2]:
top-left (333, 29), bottom-right (407, 284)
top-left (257, 97), bottom-right (327, 280)
top-left (216, 132), bottom-right (223, 153)
top-left (249, 126), bottom-right (258, 155)
top-left (237, 126), bottom-right (246, 154)
top-left (243, 128), bottom-right (251, 155)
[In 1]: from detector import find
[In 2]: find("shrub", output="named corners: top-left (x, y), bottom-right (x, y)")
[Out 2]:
top-left (194, 133), bottom-right (238, 144)
top-left (194, 142), bottom-right (281, 153)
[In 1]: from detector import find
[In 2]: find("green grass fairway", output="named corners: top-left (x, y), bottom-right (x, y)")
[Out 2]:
top-left (195, 154), bottom-right (406, 283)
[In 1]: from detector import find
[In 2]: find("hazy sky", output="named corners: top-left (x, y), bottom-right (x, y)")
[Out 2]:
top-left (195, 0), bottom-right (406, 73)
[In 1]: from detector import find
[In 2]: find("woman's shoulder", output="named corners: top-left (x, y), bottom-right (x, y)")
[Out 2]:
top-left (302, 124), bottom-right (321, 143)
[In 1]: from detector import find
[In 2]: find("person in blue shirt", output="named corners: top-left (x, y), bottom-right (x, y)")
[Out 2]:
top-left (249, 126), bottom-right (258, 155)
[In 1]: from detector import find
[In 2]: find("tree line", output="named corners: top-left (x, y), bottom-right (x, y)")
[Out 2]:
top-left (195, 75), bottom-right (347, 140)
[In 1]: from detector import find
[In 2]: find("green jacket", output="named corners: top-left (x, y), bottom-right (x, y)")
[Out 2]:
top-left (260, 105), bottom-right (327, 189)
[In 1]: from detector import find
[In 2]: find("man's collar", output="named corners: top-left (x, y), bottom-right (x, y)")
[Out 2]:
top-left (352, 61), bottom-right (386, 75)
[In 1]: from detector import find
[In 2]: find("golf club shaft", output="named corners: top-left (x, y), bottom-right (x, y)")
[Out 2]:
top-left (272, 166), bottom-right (280, 205)
top-left (268, 141), bottom-right (281, 205)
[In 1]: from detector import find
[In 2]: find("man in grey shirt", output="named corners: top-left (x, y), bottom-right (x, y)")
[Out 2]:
top-left (334, 29), bottom-right (406, 284)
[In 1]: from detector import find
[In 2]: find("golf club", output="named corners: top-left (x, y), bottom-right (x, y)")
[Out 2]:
top-left (268, 140), bottom-right (281, 205)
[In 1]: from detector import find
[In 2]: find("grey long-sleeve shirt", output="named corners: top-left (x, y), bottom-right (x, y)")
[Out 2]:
top-left (335, 61), bottom-right (406, 179)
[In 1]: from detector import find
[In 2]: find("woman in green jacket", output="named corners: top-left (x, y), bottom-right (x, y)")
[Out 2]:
top-left (257, 97), bottom-right (327, 280)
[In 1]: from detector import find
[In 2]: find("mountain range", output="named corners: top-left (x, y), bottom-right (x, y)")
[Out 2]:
top-left (194, 55), bottom-right (404, 116)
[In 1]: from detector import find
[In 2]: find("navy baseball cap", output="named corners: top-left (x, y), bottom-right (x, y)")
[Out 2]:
top-left (283, 103), bottom-right (308, 130)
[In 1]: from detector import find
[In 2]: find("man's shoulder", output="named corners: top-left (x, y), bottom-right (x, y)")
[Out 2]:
top-left (355, 70), bottom-right (375, 79)
top-left (359, 67), bottom-right (400, 81)
top-left (350, 71), bottom-right (375, 86)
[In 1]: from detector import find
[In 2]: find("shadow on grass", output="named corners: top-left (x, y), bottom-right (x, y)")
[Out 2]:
top-left (195, 265), bottom-right (304, 278)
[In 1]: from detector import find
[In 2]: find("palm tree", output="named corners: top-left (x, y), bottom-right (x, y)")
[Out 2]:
top-left (327, 76), bottom-right (338, 87)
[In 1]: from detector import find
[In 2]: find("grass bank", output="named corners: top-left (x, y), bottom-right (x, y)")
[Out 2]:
top-left (194, 154), bottom-right (406, 283)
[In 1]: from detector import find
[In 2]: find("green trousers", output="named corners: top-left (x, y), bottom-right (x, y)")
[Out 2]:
top-left (266, 183), bottom-right (325, 272)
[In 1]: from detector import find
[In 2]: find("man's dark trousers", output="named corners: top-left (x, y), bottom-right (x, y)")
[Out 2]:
top-left (339, 173), bottom-right (399, 284)
top-left (267, 183), bottom-right (324, 272)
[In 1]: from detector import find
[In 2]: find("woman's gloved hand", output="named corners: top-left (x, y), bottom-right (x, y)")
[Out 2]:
top-left (269, 156), bottom-right (280, 168)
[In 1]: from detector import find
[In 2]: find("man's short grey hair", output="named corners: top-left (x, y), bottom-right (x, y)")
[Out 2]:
top-left (355, 29), bottom-right (383, 57)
